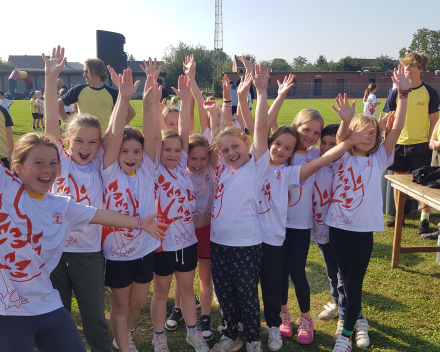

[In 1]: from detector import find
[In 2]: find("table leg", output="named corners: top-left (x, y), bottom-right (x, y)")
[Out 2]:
top-left (391, 190), bottom-right (406, 268)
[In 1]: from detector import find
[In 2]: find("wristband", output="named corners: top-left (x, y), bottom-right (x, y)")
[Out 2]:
top-left (398, 90), bottom-right (409, 99)
top-left (223, 99), bottom-right (232, 103)
top-left (222, 104), bottom-right (232, 109)
top-left (136, 217), bottom-right (142, 232)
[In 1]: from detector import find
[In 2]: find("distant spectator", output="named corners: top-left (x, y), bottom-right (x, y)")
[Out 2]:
top-left (57, 78), bottom-right (68, 91)
top-left (236, 68), bottom-right (255, 103)
top-left (35, 91), bottom-right (44, 129)
top-left (158, 77), bottom-right (169, 101)
top-left (230, 80), bottom-right (238, 115)
top-left (0, 90), bottom-right (13, 113)
top-left (363, 83), bottom-right (380, 117)
top-left (171, 96), bottom-right (180, 111)
top-left (29, 91), bottom-right (41, 130)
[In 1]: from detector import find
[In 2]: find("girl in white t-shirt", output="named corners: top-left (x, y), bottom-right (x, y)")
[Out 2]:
top-left (151, 75), bottom-right (209, 352)
top-left (329, 67), bottom-right (409, 352)
top-left (0, 46), bottom-right (166, 352)
top-left (363, 83), bottom-right (381, 117)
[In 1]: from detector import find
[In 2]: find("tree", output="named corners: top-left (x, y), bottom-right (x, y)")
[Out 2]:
top-left (291, 56), bottom-right (308, 71)
top-left (400, 28), bottom-right (440, 70)
top-left (315, 55), bottom-right (328, 71)
top-left (128, 54), bottom-right (136, 61)
top-left (270, 58), bottom-right (291, 72)
top-left (0, 56), bottom-right (14, 70)
top-left (336, 56), bottom-right (362, 71)
top-left (373, 55), bottom-right (399, 71)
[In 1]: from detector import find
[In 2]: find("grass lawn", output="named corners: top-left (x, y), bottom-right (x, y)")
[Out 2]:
top-left (7, 99), bottom-right (440, 351)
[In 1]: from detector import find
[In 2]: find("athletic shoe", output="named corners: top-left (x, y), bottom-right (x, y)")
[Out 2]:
top-left (246, 341), bottom-right (263, 352)
top-left (199, 315), bottom-right (213, 341)
top-left (318, 302), bottom-right (339, 320)
top-left (279, 311), bottom-right (292, 337)
top-left (152, 334), bottom-right (170, 352)
top-left (267, 327), bottom-right (283, 351)
top-left (334, 320), bottom-right (344, 341)
top-left (385, 216), bottom-right (404, 227)
top-left (36, 127), bottom-right (42, 131)
top-left (186, 330), bottom-right (210, 352)
top-left (210, 336), bottom-right (243, 352)
top-left (355, 318), bottom-right (370, 347)
top-left (297, 317), bottom-right (314, 344)
top-left (421, 229), bottom-right (440, 240)
top-left (112, 333), bottom-right (139, 352)
top-left (417, 219), bottom-right (430, 234)
top-left (33, 127), bottom-right (36, 130)
top-left (332, 336), bottom-right (352, 352)
top-left (217, 322), bottom-right (243, 334)
top-left (165, 306), bottom-right (183, 331)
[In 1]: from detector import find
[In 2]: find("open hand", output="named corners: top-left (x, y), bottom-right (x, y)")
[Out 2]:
top-left (42, 45), bottom-right (67, 77)
top-left (143, 74), bottom-right (162, 104)
top-left (252, 63), bottom-right (269, 91)
top-left (429, 139), bottom-right (440, 151)
top-left (277, 74), bottom-right (295, 96)
top-left (141, 213), bottom-right (169, 240)
top-left (118, 68), bottom-right (140, 100)
top-left (171, 75), bottom-right (191, 100)
top-left (183, 54), bottom-right (196, 80)
top-left (107, 65), bottom-right (120, 89)
top-left (140, 57), bottom-right (162, 80)
top-left (391, 65), bottom-right (410, 91)
top-left (237, 73), bottom-right (252, 99)
top-left (332, 93), bottom-right (356, 122)
top-left (347, 123), bottom-right (376, 146)
top-left (378, 111), bottom-right (395, 136)
top-left (237, 55), bottom-right (253, 73)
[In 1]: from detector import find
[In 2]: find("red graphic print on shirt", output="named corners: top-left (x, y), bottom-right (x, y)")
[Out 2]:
top-left (0, 186), bottom-right (45, 310)
top-left (258, 183), bottom-right (271, 215)
top-left (102, 179), bottom-right (139, 258)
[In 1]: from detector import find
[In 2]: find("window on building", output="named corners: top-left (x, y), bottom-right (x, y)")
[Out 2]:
top-left (314, 79), bottom-right (322, 96)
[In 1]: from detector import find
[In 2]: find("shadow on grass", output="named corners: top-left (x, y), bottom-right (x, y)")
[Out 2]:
top-left (371, 241), bottom-right (425, 267)
top-left (368, 319), bottom-right (440, 352)
top-left (397, 266), bottom-right (440, 279)
top-left (363, 291), bottom-right (409, 313)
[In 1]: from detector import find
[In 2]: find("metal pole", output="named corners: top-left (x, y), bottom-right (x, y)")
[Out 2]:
top-left (310, 82), bottom-right (312, 98)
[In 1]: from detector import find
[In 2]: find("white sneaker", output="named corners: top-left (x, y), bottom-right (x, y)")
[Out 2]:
top-left (210, 337), bottom-right (243, 352)
top-left (113, 333), bottom-right (139, 352)
top-left (267, 326), bottom-right (282, 351)
top-left (318, 302), bottom-right (339, 320)
top-left (186, 330), bottom-right (210, 352)
top-left (332, 335), bottom-right (352, 352)
top-left (246, 341), bottom-right (263, 352)
top-left (152, 334), bottom-right (170, 352)
top-left (334, 320), bottom-right (344, 341)
top-left (355, 318), bottom-right (370, 347)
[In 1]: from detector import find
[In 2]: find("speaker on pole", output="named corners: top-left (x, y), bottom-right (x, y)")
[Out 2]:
top-left (96, 30), bottom-right (126, 76)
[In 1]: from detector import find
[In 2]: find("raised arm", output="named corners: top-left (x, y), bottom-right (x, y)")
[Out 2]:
top-left (42, 46), bottom-right (67, 142)
top-left (237, 74), bottom-right (255, 136)
top-left (332, 93), bottom-right (356, 144)
top-left (219, 74), bottom-right (233, 130)
top-left (173, 75), bottom-right (191, 154)
top-left (237, 55), bottom-right (254, 75)
top-left (268, 74), bottom-right (295, 129)
top-left (383, 66), bottom-right (409, 156)
top-left (143, 74), bottom-right (162, 161)
top-left (252, 64), bottom-right (269, 161)
top-left (103, 69), bottom-right (140, 169)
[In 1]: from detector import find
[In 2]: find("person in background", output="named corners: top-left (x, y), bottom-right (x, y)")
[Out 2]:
top-left (0, 90), bottom-right (13, 113)
top-left (171, 96), bottom-right (180, 111)
top-left (363, 83), bottom-right (380, 117)
top-left (0, 105), bottom-right (14, 169)
top-left (36, 91), bottom-right (45, 130)
top-left (30, 91), bottom-right (41, 130)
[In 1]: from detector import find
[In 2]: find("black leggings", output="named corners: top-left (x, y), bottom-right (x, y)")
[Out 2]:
top-left (329, 227), bottom-right (373, 333)
top-left (281, 228), bottom-right (311, 313)
top-left (260, 243), bottom-right (283, 328)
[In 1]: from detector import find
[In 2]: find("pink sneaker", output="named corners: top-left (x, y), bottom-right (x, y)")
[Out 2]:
top-left (297, 317), bottom-right (314, 344)
top-left (279, 311), bottom-right (292, 337)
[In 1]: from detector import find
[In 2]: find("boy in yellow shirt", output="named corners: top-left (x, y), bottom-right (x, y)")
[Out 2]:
top-left (30, 91), bottom-right (41, 130)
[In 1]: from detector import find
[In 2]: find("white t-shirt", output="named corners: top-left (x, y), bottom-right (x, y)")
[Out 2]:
top-left (363, 93), bottom-right (378, 117)
top-left (200, 127), bottom-right (212, 144)
top-left (211, 150), bottom-right (270, 246)
top-left (286, 146), bottom-right (320, 229)
top-left (0, 165), bottom-right (96, 316)
top-left (258, 163), bottom-right (302, 246)
top-left (189, 164), bottom-right (216, 216)
top-left (101, 153), bottom-right (159, 260)
top-left (154, 151), bottom-right (197, 251)
top-left (50, 141), bottom-right (103, 253)
top-left (0, 98), bottom-right (13, 113)
top-left (311, 165), bottom-right (333, 244)
top-left (325, 144), bottom-right (393, 232)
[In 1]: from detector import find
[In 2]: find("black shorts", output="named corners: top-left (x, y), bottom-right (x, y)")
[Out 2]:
top-left (39, 114), bottom-right (44, 119)
top-left (32, 113), bottom-right (40, 119)
top-left (388, 142), bottom-right (432, 172)
top-left (153, 243), bottom-right (198, 276)
top-left (104, 251), bottom-right (154, 288)
top-left (232, 105), bottom-right (237, 115)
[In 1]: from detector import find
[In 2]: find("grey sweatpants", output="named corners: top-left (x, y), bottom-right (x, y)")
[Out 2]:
top-left (50, 252), bottom-right (111, 352)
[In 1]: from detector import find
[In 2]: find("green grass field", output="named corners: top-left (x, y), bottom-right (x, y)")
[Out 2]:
top-left (7, 99), bottom-right (440, 351)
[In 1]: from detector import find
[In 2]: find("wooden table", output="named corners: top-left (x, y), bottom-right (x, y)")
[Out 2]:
top-left (385, 174), bottom-right (440, 268)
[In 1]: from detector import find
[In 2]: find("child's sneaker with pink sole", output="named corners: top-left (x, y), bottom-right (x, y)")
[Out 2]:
top-left (279, 311), bottom-right (292, 337)
top-left (297, 317), bottom-right (314, 344)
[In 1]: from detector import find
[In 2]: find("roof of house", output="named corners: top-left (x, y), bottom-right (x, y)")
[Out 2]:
top-left (7, 55), bottom-right (83, 72)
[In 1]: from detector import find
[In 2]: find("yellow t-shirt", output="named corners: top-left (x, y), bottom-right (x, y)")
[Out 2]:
top-left (30, 98), bottom-right (38, 114)
top-left (0, 106), bottom-right (14, 159)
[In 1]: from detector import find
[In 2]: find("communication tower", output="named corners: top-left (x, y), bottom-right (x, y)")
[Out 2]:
top-left (214, 0), bottom-right (223, 51)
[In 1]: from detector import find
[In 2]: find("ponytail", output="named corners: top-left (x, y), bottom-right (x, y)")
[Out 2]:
top-left (364, 83), bottom-right (378, 102)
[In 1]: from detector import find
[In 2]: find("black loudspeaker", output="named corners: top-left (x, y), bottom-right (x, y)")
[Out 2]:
top-left (96, 30), bottom-right (126, 75)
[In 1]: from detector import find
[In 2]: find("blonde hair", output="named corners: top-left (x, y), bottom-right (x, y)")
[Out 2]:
top-left (189, 134), bottom-right (210, 151)
top-left (12, 133), bottom-right (60, 177)
top-left (400, 52), bottom-right (428, 71)
top-left (291, 108), bottom-right (324, 131)
top-left (170, 97), bottom-right (179, 108)
top-left (161, 128), bottom-right (183, 145)
top-left (162, 106), bottom-right (179, 119)
top-left (65, 113), bottom-right (102, 140)
top-left (348, 114), bottom-right (381, 156)
top-left (364, 83), bottom-right (378, 102)
top-left (212, 126), bottom-right (248, 151)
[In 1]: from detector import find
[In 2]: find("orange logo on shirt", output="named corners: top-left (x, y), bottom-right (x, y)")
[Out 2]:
top-left (52, 211), bottom-right (63, 224)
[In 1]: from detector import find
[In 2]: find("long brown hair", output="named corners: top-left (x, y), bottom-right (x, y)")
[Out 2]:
top-left (349, 114), bottom-right (382, 156)
top-left (268, 126), bottom-right (299, 165)
top-left (363, 83), bottom-right (378, 102)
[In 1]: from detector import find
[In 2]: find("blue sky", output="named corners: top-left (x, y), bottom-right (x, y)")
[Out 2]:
top-left (2, 0), bottom-right (439, 65)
